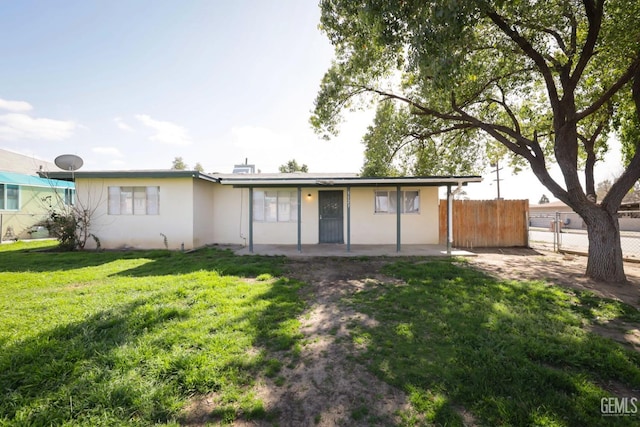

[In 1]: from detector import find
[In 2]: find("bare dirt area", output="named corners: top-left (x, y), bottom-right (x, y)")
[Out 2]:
top-left (184, 249), bottom-right (640, 426)
top-left (253, 258), bottom-right (413, 427)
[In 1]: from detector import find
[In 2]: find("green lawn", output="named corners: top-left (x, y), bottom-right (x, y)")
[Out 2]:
top-left (345, 260), bottom-right (640, 426)
top-left (0, 241), bottom-right (304, 425)
top-left (1, 241), bottom-right (640, 426)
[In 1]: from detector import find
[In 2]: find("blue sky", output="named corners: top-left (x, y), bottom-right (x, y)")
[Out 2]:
top-left (0, 1), bottom-right (624, 201)
top-left (0, 1), bottom-right (371, 172)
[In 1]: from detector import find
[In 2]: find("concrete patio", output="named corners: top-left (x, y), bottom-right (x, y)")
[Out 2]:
top-left (232, 244), bottom-right (477, 257)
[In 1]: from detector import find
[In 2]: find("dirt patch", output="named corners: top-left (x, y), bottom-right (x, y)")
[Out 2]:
top-left (251, 258), bottom-right (412, 426)
top-left (181, 250), bottom-right (640, 426)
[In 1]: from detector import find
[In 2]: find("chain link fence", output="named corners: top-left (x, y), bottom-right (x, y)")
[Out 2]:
top-left (0, 213), bottom-right (52, 242)
top-left (529, 210), bottom-right (640, 261)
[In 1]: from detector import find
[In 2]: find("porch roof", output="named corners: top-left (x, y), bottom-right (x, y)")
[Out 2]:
top-left (215, 173), bottom-right (482, 188)
top-left (38, 170), bottom-right (483, 188)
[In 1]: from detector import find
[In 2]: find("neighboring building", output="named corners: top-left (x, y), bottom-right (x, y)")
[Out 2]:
top-left (0, 171), bottom-right (75, 240)
top-left (0, 148), bottom-right (75, 241)
top-left (529, 200), bottom-right (640, 232)
top-left (529, 201), bottom-right (583, 230)
top-left (0, 148), bottom-right (58, 175)
top-left (232, 160), bottom-right (256, 174)
top-left (42, 170), bottom-right (482, 251)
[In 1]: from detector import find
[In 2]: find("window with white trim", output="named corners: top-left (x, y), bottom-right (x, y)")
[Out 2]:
top-left (253, 190), bottom-right (298, 222)
top-left (0, 184), bottom-right (20, 210)
top-left (108, 186), bottom-right (159, 215)
top-left (374, 190), bottom-right (420, 214)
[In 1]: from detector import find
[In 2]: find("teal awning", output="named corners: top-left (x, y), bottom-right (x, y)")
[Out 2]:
top-left (0, 171), bottom-right (75, 189)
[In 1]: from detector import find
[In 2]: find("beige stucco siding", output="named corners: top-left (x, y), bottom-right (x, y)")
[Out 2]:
top-left (211, 185), bottom-right (248, 245)
top-left (349, 187), bottom-right (439, 244)
top-left (252, 189), bottom-right (317, 245)
top-left (77, 177), bottom-right (196, 250)
top-left (72, 179), bottom-right (442, 249)
top-left (193, 179), bottom-right (215, 248)
top-left (211, 186), bottom-right (440, 245)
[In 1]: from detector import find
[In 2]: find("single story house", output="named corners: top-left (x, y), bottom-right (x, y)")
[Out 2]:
top-left (0, 171), bottom-right (75, 241)
top-left (41, 170), bottom-right (482, 252)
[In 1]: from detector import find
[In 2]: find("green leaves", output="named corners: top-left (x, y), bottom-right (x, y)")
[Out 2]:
top-left (313, 0), bottom-right (640, 210)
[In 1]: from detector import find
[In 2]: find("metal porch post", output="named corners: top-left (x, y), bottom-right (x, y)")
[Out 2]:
top-left (249, 187), bottom-right (254, 253)
top-left (297, 187), bottom-right (302, 253)
top-left (446, 185), bottom-right (452, 255)
top-left (396, 185), bottom-right (401, 252)
top-left (347, 186), bottom-right (351, 252)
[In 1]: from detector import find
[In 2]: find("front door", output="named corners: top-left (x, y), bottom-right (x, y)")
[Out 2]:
top-left (318, 190), bottom-right (344, 243)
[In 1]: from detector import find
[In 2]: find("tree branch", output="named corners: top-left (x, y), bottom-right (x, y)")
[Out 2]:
top-left (575, 56), bottom-right (640, 121)
top-left (486, 10), bottom-right (561, 117)
top-left (602, 68), bottom-right (640, 212)
top-left (569, 0), bottom-right (603, 87)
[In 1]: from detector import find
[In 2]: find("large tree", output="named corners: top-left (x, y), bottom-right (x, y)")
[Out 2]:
top-left (311, 0), bottom-right (640, 282)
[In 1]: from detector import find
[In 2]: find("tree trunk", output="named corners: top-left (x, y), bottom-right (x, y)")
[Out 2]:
top-left (582, 206), bottom-right (626, 283)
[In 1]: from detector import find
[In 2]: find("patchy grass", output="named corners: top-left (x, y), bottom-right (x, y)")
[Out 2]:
top-left (346, 259), bottom-right (640, 426)
top-left (0, 241), bottom-right (304, 425)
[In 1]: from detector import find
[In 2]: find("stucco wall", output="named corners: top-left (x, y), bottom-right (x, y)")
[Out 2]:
top-left (193, 179), bottom-right (215, 248)
top-left (211, 185), bottom-right (440, 245)
top-left (77, 177), bottom-right (196, 250)
top-left (350, 187), bottom-right (439, 244)
top-left (211, 185), bottom-right (248, 245)
top-left (1, 185), bottom-right (65, 240)
top-left (73, 180), bottom-right (444, 249)
top-left (251, 189), bottom-right (317, 245)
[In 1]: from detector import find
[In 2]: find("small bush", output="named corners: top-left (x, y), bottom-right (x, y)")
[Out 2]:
top-left (46, 211), bottom-right (79, 250)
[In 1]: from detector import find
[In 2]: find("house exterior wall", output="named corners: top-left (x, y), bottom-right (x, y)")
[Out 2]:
top-left (251, 188), bottom-right (317, 245)
top-left (211, 184), bottom-right (248, 245)
top-left (350, 186), bottom-right (439, 244)
top-left (77, 177), bottom-right (196, 250)
top-left (193, 178), bottom-right (215, 248)
top-left (221, 186), bottom-right (439, 245)
top-left (71, 179), bottom-right (443, 249)
top-left (529, 204), bottom-right (584, 229)
top-left (1, 185), bottom-right (67, 240)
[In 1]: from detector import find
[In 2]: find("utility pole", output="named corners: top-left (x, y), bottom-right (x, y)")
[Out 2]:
top-left (490, 160), bottom-right (503, 200)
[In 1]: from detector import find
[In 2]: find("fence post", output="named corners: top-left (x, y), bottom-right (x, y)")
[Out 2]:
top-left (553, 212), bottom-right (560, 252)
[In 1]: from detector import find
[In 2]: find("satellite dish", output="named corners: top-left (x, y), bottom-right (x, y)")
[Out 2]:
top-left (55, 154), bottom-right (84, 171)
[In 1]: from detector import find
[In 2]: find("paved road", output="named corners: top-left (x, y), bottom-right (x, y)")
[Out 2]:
top-left (529, 229), bottom-right (640, 259)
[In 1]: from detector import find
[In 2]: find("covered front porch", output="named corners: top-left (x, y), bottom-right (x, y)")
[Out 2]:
top-left (217, 173), bottom-right (483, 254)
top-left (233, 243), bottom-right (477, 257)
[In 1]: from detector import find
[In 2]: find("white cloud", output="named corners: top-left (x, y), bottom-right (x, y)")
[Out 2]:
top-left (0, 98), bottom-right (33, 112)
top-left (114, 117), bottom-right (134, 132)
top-left (135, 114), bottom-right (192, 146)
top-left (0, 113), bottom-right (77, 141)
top-left (92, 146), bottom-right (123, 157)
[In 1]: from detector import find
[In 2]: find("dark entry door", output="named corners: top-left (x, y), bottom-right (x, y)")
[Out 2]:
top-left (319, 190), bottom-right (344, 243)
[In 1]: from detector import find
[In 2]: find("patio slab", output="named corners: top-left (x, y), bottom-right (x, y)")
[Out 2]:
top-left (232, 244), bottom-right (477, 258)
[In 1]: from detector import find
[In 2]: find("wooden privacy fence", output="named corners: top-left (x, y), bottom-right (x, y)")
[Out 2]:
top-left (439, 199), bottom-right (529, 248)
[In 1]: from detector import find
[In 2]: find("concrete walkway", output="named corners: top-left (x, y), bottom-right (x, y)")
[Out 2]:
top-left (232, 244), bottom-right (476, 258)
